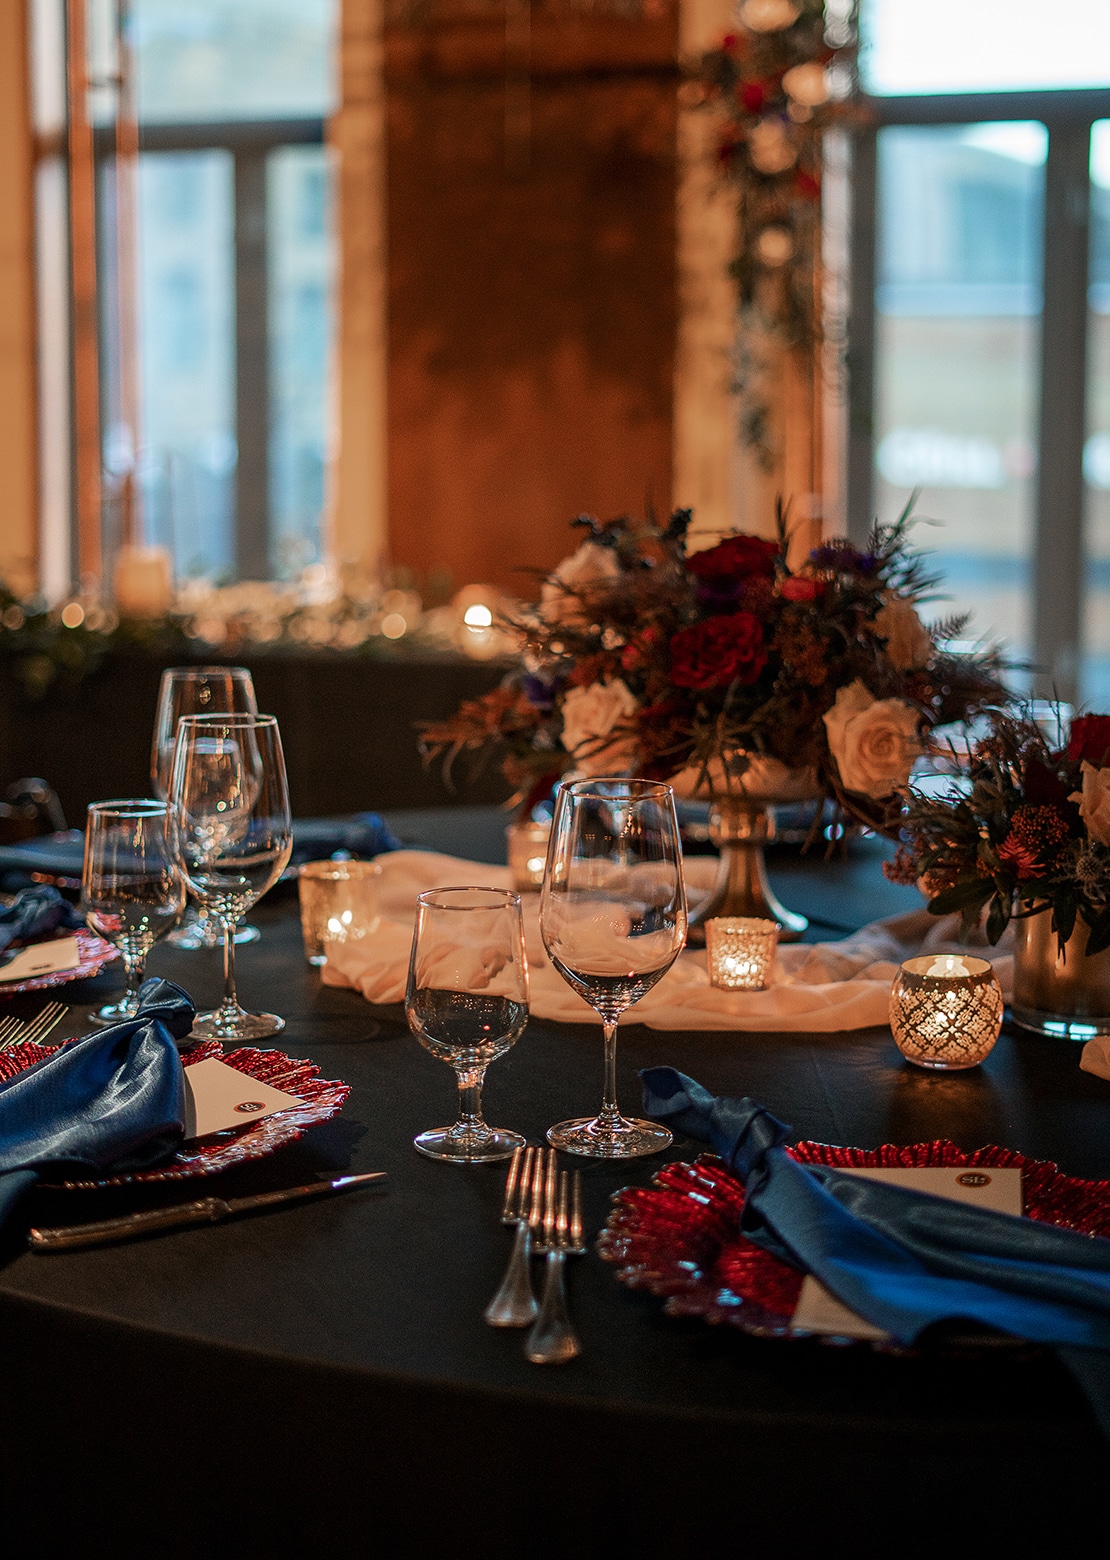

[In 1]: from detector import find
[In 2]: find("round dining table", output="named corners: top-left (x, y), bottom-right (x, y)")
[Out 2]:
top-left (0, 815), bottom-right (1106, 1557)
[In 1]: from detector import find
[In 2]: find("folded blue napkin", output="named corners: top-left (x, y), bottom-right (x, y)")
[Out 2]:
top-left (641, 1066), bottom-right (1110, 1434)
top-left (0, 884), bottom-right (84, 954)
top-left (0, 978), bottom-right (193, 1240)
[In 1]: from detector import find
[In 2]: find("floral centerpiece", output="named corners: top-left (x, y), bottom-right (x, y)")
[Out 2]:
top-left (891, 711), bottom-right (1110, 1035)
top-left (892, 711), bottom-right (1110, 949)
top-left (425, 505), bottom-right (1007, 825)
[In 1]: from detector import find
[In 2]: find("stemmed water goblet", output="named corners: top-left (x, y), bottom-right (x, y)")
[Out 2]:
top-left (169, 712), bottom-right (293, 1042)
top-left (81, 800), bottom-right (186, 1027)
top-left (151, 666), bottom-right (261, 950)
top-left (406, 887), bottom-right (529, 1163)
top-left (540, 777), bottom-right (687, 1157)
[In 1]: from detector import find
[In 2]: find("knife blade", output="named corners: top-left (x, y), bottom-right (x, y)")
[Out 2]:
top-left (28, 1171), bottom-right (388, 1251)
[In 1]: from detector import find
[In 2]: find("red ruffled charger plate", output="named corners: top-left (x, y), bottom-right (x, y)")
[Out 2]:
top-left (598, 1143), bottom-right (1110, 1349)
top-left (0, 1038), bottom-right (350, 1187)
top-left (0, 930), bottom-right (117, 998)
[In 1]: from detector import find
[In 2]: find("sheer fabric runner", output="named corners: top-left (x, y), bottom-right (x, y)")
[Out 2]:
top-left (321, 851), bottom-right (1016, 1033)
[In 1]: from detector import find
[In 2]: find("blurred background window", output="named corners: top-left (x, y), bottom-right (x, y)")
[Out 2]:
top-left (855, 0), bottom-right (1110, 705)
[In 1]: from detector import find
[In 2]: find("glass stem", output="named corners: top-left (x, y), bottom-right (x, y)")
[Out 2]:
top-left (122, 947), bottom-right (146, 1007)
top-left (598, 1017), bottom-right (622, 1129)
top-left (221, 918), bottom-right (240, 1013)
top-left (454, 1063), bottom-right (489, 1139)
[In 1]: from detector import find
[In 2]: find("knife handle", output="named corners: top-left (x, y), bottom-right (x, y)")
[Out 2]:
top-left (29, 1197), bottom-right (229, 1251)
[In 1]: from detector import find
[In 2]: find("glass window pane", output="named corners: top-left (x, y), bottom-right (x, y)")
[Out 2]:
top-left (1081, 122), bottom-right (1110, 704)
top-left (863, 0), bottom-right (1110, 96)
top-left (873, 123), bottom-right (1046, 662)
top-left (133, 0), bottom-right (335, 123)
top-left (134, 151), bottom-right (236, 579)
top-left (268, 145), bottom-right (334, 576)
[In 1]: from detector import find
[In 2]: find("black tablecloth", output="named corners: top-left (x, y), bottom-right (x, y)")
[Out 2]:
top-left (0, 824), bottom-right (1106, 1557)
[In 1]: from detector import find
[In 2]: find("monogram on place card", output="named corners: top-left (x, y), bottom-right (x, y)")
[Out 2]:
top-left (0, 936), bottom-right (81, 983)
top-left (791, 1164), bottom-right (1024, 1341)
top-left (182, 1057), bottom-right (303, 1141)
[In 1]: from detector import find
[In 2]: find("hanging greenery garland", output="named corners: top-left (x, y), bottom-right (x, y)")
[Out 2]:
top-left (686, 0), bottom-right (861, 463)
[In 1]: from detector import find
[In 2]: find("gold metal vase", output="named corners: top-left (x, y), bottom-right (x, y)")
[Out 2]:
top-left (1012, 907), bottom-right (1110, 1039)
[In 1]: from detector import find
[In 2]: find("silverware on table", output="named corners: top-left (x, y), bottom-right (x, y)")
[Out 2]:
top-left (526, 1168), bottom-right (585, 1365)
top-left (0, 1001), bottom-right (69, 1054)
top-left (28, 1171), bottom-right (387, 1251)
top-left (484, 1144), bottom-right (546, 1328)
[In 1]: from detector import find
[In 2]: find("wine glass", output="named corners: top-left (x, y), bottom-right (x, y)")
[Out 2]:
top-left (406, 887), bottom-right (529, 1163)
top-left (81, 800), bottom-right (186, 1028)
top-left (540, 778), bottom-right (687, 1158)
top-left (151, 666), bottom-right (261, 950)
top-left (169, 713), bottom-right (293, 1042)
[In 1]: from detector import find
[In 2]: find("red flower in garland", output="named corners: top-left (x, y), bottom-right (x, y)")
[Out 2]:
top-left (779, 576), bottom-right (820, 602)
top-left (1068, 714), bottom-right (1110, 769)
top-left (687, 534), bottom-right (780, 584)
top-left (670, 613), bottom-right (767, 690)
top-left (997, 804), bottom-right (1070, 879)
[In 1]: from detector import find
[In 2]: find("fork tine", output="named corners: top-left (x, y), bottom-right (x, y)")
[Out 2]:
top-left (515, 1146), bottom-right (537, 1221)
top-left (30, 1004), bottom-right (68, 1046)
top-left (0, 1017), bottom-right (21, 1041)
top-left (542, 1150), bottom-right (558, 1250)
top-left (500, 1145), bottom-right (525, 1223)
top-left (528, 1146), bottom-right (547, 1232)
top-left (556, 1171), bottom-right (570, 1251)
top-left (18, 1001), bottom-right (65, 1046)
top-left (570, 1171), bottom-right (584, 1252)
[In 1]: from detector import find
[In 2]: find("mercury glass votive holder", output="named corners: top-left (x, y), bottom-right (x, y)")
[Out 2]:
top-left (506, 820), bottom-right (551, 892)
top-left (706, 916), bottom-right (779, 991)
top-left (889, 954), bottom-right (1004, 1070)
top-left (298, 860), bottom-right (382, 966)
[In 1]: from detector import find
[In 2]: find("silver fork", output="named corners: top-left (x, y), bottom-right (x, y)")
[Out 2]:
top-left (483, 1145), bottom-right (546, 1328)
top-left (0, 1001), bottom-right (69, 1054)
top-left (526, 1168), bottom-right (585, 1365)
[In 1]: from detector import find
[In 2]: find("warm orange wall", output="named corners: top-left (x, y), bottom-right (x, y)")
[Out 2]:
top-left (0, 1), bottom-right (37, 594)
top-left (385, 12), bottom-right (678, 596)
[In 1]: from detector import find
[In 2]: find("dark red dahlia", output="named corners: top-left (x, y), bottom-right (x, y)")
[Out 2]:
top-left (1067, 714), bottom-right (1110, 768)
top-left (670, 612), bottom-right (767, 690)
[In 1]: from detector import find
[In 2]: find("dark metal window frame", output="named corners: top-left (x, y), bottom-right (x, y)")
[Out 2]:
top-left (846, 87), bottom-right (1110, 702)
top-left (92, 116), bottom-right (325, 580)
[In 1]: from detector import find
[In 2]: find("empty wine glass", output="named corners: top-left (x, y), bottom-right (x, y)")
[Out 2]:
top-left (151, 666), bottom-right (261, 950)
top-left (406, 887), bottom-right (529, 1163)
top-left (169, 713), bottom-right (293, 1042)
top-left (540, 778), bottom-right (687, 1158)
top-left (81, 800), bottom-right (186, 1027)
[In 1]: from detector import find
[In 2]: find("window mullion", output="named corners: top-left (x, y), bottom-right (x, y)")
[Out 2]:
top-left (846, 123), bottom-right (877, 545)
top-left (1034, 120), bottom-right (1093, 704)
top-left (234, 146), bottom-right (270, 580)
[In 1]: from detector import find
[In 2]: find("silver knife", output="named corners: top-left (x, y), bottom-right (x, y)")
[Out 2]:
top-left (28, 1172), bottom-right (388, 1251)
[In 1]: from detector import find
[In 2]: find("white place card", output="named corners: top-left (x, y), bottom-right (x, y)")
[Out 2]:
top-left (0, 935), bottom-right (81, 983)
top-left (791, 1164), bottom-right (1024, 1340)
top-left (182, 1057), bottom-right (303, 1141)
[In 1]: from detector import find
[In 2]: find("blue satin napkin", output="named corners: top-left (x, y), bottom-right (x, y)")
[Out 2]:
top-left (0, 978), bottom-right (193, 1240)
top-left (0, 885), bottom-right (84, 954)
top-left (641, 1067), bottom-right (1110, 1433)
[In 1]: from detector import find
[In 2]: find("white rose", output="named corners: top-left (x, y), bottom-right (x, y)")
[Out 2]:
top-left (1070, 762), bottom-right (1110, 846)
top-left (539, 542), bottom-right (621, 626)
top-left (873, 593), bottom-right (933, 671)
top-left (561, 680), bottom-right (640, 776)
top-left (823, 679), bottom-right (922, 799)
top-left (738, 0), bottom-right (800, 31)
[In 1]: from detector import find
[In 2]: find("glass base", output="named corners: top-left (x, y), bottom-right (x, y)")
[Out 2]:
top-left (547, 1115), bottom-right (673, 1159)
top-left (413, 1125), bottom-right (525, 1164)
top-left (87, 995), bottom-right (140, 1028)
top-left (166, 920), bottom-right (260, 951)
top-left (1011, 1002), bottom-right (1110, 1041)
top-left (189, 1006), bottom-right (286, 1044)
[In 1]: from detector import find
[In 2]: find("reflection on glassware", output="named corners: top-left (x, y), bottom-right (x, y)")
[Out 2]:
top-left (406, 887), bottom-right (528, 1163)
top-left (540, 778), bottom-right (687, 1158)
top-left (169, 713), bottom-right (293, 1042)
top-left (298, 859), bottom-right (382, 965)
top-left (151, 666), bottom-right (261, 949)
top-left (81, 799), bottom-right (186, 1027)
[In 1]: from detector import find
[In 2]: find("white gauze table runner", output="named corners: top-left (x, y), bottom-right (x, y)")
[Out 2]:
top-left (320, 850), bottom-right (1016, 1033)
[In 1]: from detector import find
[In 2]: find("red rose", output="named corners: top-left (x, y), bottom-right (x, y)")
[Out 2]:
top-left (670, 613), bottom-right (767, 690)
top-left (1067, 714), bottom-right (1110, 767)
top-left (620, 626), bottom-right (661, 674)
top-left (794, 170), bottom-right (821, 201)
top-left (686, 534), bottom-right (780, 583)
top-left (741, 82), bottom-right (767, 113)
top-left (780, 576), bottom-right (820, 602)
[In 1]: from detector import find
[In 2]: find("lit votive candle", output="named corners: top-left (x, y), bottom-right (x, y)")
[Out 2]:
top-left (506, 820), bottom-right (551, 893)
top-left (889, 954), bottom-right (1003, 1070)
top-left (706, 917), bottom-right (779, 991)
top-left (298, 860), bottom-right (382, 966)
